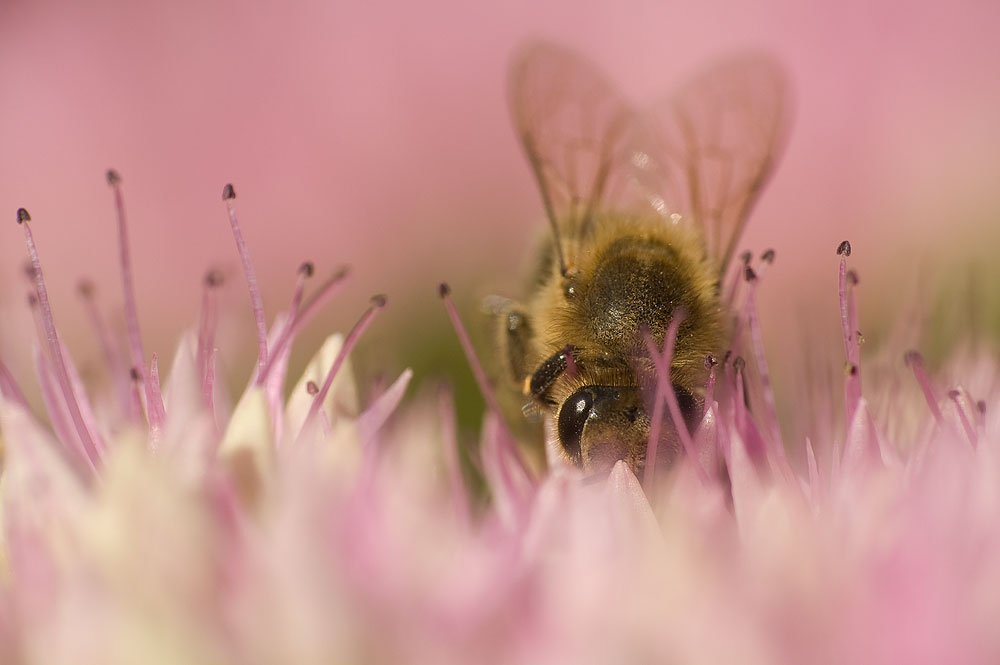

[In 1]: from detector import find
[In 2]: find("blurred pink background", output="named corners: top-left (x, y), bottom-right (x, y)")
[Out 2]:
top-left (1, 0), bottom-right (999, 394)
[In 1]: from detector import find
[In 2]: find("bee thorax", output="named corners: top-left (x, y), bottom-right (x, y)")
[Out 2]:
top-left (582, 251), bottom-right (693, 348)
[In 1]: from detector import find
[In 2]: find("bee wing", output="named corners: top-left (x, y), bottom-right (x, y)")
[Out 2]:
top-left (635, 53), bottom-right (791, 276)
top-left (509, 43), bottom-right (639, 264)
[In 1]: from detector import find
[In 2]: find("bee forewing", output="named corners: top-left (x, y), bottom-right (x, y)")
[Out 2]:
top-left (508, 43), bottom-right (640, 250)
top-left (632, 53), bottom-right (791, 276)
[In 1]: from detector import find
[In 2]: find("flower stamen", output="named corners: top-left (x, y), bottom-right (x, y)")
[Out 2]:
top-left (948, 389), bottom-right (978, 448)
top-left (438, 384), bottom-right (470, 525)
top-left (107, 170), bottom-right (156, 427)
top-left (838, 241), bottom-right (863, 424)
top-left (743, 260), bottom-right (783, 454)
top-left (222, 183), bottom-right (269, 377)
top-left (148, 353), bottom-right (167, 435)
top-left (77, 279), bottom-right (133, 421)
top-left (258, 265), bottom-right (351, 385)
top-left (904, 350), bottom-right (944, 425)
top-left (703, 353), bottom-right (718, 418)
top-left (17, 207), bottom-right (103, 470)
top-left (297, 295), bottom-right (387, 441)
top-left (0, 358), bottom-right (29, 410)
top-left (439, 282), bottom-right (531, 479)
top-left (644, 310), bottom-right (706, 488)
top-left (197, 270), bottom-right (224, 413)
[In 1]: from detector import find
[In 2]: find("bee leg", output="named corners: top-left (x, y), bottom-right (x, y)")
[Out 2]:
top-left (527, 348), bottom-right (572, 401)
top-left (498, 305), bottom-right (534, 386)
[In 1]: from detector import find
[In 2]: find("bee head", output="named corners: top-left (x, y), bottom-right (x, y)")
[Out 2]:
top-left (555, 383), bottom-right (699, 477)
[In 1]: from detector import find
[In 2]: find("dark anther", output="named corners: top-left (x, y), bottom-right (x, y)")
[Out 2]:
top-left (204, 269), bottom-right (224, 288)
top-left (836, 240), bottom-right (852, 257)
top-left (438, 282), bottom-right (451, 298)
top-left (370, 294), bottom-right (388, 308)
top-left (903, 350), bottom-right (923, 367)
top-left (16, 208), bottom-right (30, 224)
top-left (761, 248), bottom-right (776, 264)
top-left (222, 183), bottom-right (236, 200)
top-left (106, 169), bottom-right (121, 186)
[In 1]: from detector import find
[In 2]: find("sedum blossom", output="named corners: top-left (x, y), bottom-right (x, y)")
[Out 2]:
top-left (0, 177), bottom-right (998, 664)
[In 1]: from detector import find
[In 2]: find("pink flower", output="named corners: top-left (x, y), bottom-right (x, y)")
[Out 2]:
top-left (0, 178), bottom-right (997, 664)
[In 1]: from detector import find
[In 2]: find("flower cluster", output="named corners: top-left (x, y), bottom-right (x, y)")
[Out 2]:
top-left (0, 176), bottom-right (997, 664)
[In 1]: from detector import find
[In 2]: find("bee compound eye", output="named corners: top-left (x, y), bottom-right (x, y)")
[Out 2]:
top-left (557, 387), bottom-right (595, 463)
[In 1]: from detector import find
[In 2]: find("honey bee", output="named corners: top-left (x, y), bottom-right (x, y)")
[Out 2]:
top-left (497, 43), bottom-right (789, 477)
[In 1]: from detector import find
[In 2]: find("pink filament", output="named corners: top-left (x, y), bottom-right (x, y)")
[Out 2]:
top-left (805, 437), bottom-right (820, 499)
top-left (223, 191), bottom-right (269, 376)
top-left (438, 385), bottom-right (470, 526)
top-left (838, 257), bottom-right (852, 360)
top-left (203, 348), bottom-right (219, 428)
top-left (703, 358), bottom-right (717, 419)
top-left (440, 286), bottom-right (502, 417)
top-left (287, 264), bottom-right (312, 321)
top-left (33, 348), bottom-right (94, 480)
top-left (58, 340), bottom-right (107, 459)
top-left (644, 313), bottom-right (706, 488)
top-left (0, 358), bottom-right (29, 410)
top-left (258, 267), bottom-right (350, 385)
top-left (440, 284), bottom-right (531, 479)
top-left (839, 259), bottom-right (862, 423)
top-left (906, 351), bottom-right (944, 425)
top-left (643, 357), bottom-right (667, 490)
top-left (35, 348), bottom-right (89, 468)
top-left (197, 273), bottom-right (221, 410)
top-left (110, 177), bottom-right (156, 425)
top-left (734, 361), bottom-right (749, 446)
top-left (21, 218), bottom-right (102, 469)
top-left (78, 283), bottom-right (132, 420)
top-left (743, 278), bottom-right (784, 455)
top-left (948, 390), bottom-right (977, 448)
top-left (298, 297), bottom-right (386, 441)
top-left (148, 353), bottom-right (167, 434)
